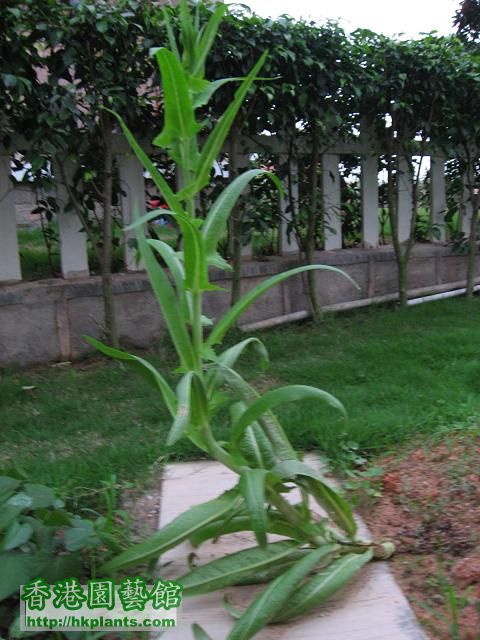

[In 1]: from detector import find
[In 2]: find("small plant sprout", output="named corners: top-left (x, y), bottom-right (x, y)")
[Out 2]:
top-left (85, 2), bottom-right (394, 637)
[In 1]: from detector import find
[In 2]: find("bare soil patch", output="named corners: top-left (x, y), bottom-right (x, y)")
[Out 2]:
top-left (360, 432), bottom-right (480, 640)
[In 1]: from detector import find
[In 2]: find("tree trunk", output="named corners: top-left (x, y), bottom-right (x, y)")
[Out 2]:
top-left (387, 154), bottom-right (408, 308)
top-left (465, 161), bottom-right (478, 300)
top-left (466, 215), bottom-right (477, 300)
top-left (397, 256), bottom-right (408, 308)
top-left (306, 124), bottom-right (322, 321)
top-left (100, 111), bottom-right (118, 347)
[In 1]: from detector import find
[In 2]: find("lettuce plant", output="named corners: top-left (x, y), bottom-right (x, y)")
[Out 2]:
top-left (86, 2), bottom-right (392, 637)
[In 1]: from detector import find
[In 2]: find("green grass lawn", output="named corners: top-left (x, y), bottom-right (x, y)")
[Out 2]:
top-left (2, 297), bottom-right (480, 502)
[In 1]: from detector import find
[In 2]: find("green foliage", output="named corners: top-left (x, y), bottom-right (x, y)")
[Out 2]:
top-left (84, 2), bottom-right (387, 636)
top-left (0, 472), bottom-right (127, 636)
top-left (454, 0), bottom-right (480, 43)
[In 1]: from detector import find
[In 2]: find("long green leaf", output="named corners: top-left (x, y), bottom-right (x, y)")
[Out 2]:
top-left (189, 514), bottom-right (301, 548)
top-left (136, 218), bottom-right (196, 370)
top-left (227, 545), bottom-right (337, 640)
top-left (179, 541), bottom-right (299, 595)
top-left (239, 425), bottom-right (268, 469)
top-left (142, 211), bottom-right (213, 293)
top-left (273, 550), bottom-right (373, 622)
top-left (83, 336), bottom-right (176, 417)
top-left (191, 51), bottom-right (268, 195)
top-left (192, 4), bottom-right (227, 77)
top-left (167, 372), bottom-right (193, 446)
top-left (231, 553), bottom-right (311, 586)
top-left (192, 624), bottom-right (214, 640)
top-left (304, 477), bottom-right (357, 539)
top-left (179, 0), bottom-right (195, 70)
top-left (207, 265), bottom-right (358, 346)
top-left (217, 338), bottom-right (269, 371)
top-left (154, 48), bottom-right (201, 148)
top-left (270, 459), bottom-right (357, 537)
top-left (179, 214), bottom-right (213, 292)
top-left (220, 366), bottom-right (296, 461)
top-left (202, 170), bottom-right (282, 257)
top-left (160, 6), bottom-right (180, 61)
top-left (232, 385), bottom-right (346, 445)
top-left (272, 459), bottom-right (324, 483)
top-left (206, 338), bottom-right (269, 397)
top-left (106, 110), bottom-right (183, 215)
top-left (239, 468), bottom-right (267, 547)
top-left (147, 239), bottom-right (190, 321)
top-left (193, 77), bottom-right (242, 109)
top-left (100, 490), bottom-right (241, 573)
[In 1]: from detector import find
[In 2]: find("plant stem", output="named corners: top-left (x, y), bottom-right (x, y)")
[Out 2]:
top-left (192, 291), bottom-right (203, 370)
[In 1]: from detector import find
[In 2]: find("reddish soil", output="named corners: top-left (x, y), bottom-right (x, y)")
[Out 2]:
top-left (360, 434), bottom-right (480, 640)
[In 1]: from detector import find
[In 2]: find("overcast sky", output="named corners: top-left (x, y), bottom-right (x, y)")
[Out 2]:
top-left (242, 0), bottom-right (461, 38)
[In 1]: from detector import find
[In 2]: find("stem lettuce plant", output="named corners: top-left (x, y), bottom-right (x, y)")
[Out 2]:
top-left (86, 3), bottom-right (393, 637)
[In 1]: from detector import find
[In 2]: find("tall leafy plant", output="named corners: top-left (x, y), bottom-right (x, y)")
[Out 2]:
top-left (86, 2), bottom-right (392, 637)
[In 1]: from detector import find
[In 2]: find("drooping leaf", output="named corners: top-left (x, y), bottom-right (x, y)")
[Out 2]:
top-left (135, 217), bottom-right (196, 370)
top-left (193, 77), bottom-right (242, 109)
top-left (192, 624), bottom-right (214, 640)
top-left (106, 110), bottom-right (183, 215)
top-left (207, 265), bottom-right (358, 346)
top-left (273, 550), bottom-right (373, 622)
top-left (179, 541), bottom-right (300, 595)
top-left (239, 468), bottom-right (267, 547)
top-left (206, 338), bottom-right (269, 397)
top-left (231, 385), bottom-right (346, 445)
top-left (202, 170), bottom-right (282, 258)
top-left (83, 337), bottom-right (176, 417)
top-left (305, 477), bottom-right (357, 538)
top-left (100, 490), bottom-right (242, 573)
top-left (227, 545), bottom-right (338, 640)
top-left (147, 239), bottom-right (190, 323)
top-left (219, 366), bottom-right (296, 461)
top-left (270, 459), bottom-right (357, 537)
top-left (217, 338), bottom-right (269, 371)
top-left (167, 372), bottom-right (193, 446)
top-left (239, 425), bottom-right (267, 469)
top-left (189, 514), bottom-right (301, 548)
top-left (231, 552), bottom-right (311, 586)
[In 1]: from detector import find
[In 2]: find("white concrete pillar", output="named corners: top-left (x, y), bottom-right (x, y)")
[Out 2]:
top-left (279, 158), bottom-right (300, 254)
top-left (322, 153), bottom-right (342, 250)
top-left (396, 156), bottom-right (414, 243)
top-left (430, 156), bottom-right (446, 243)
top-left (118, 152), bottom-right (145, 271)
top-left (361, 154), bottom-right (379, 248)
top-left (54, 157), bottom-right (89, 279)
top-left (460, 171), bottom-right (474, 236)
top-left (0, 154), bottom-right (22, 282)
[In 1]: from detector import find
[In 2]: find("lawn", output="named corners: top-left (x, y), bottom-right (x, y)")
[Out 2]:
top-left (2, 297), bottom-right (480, 503)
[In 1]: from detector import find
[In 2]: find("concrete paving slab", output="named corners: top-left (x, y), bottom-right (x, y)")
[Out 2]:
top-left (157, 457), bottom-right (426, 640)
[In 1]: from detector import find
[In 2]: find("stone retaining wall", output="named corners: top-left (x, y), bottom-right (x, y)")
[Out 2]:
top-left (0, 245), bottom-right (476, 368)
